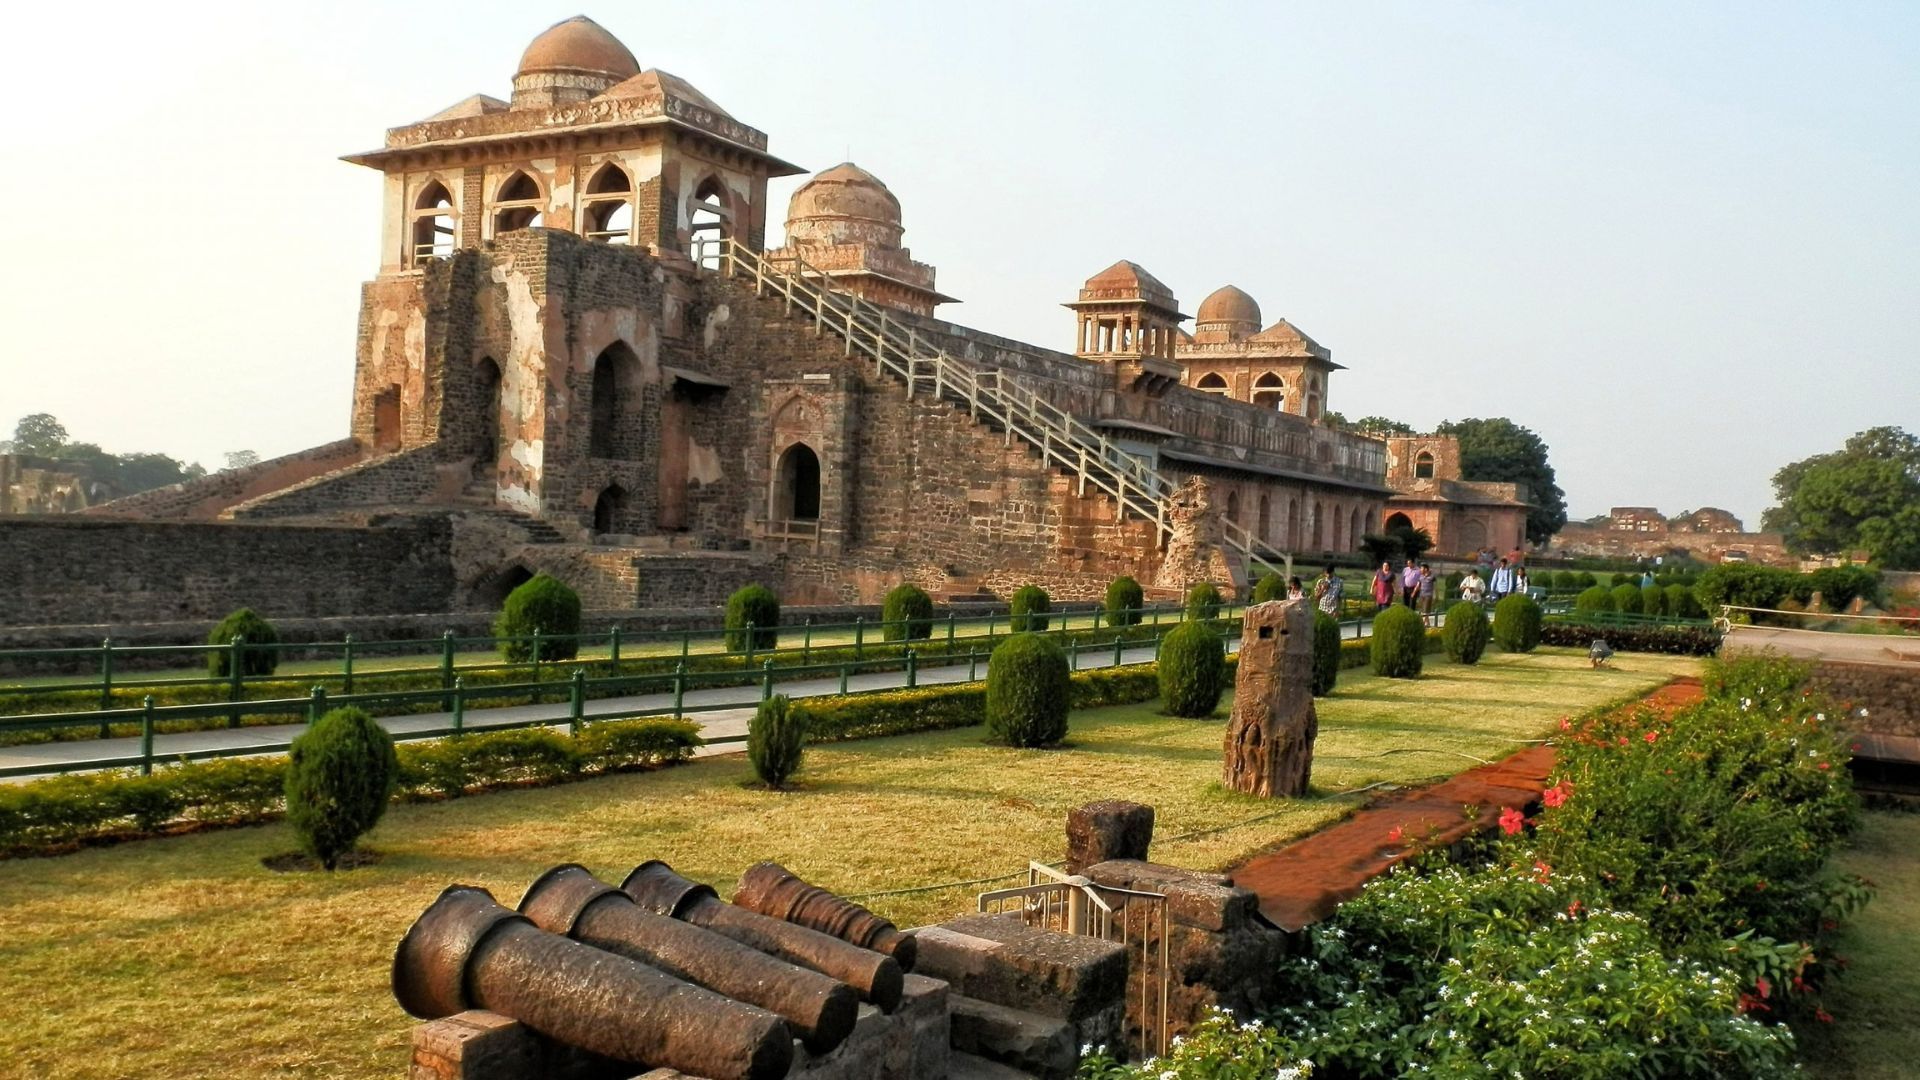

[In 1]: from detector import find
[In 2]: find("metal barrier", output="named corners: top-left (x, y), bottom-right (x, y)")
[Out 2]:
top-left (978, 862), bottom-right (1171, 1060)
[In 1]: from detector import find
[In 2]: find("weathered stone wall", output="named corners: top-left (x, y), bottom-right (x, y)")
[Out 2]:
top-left (1550, 521), bottom-right (1793, 567)
top-left (225, 445), bottom-right (455, 519)
top-left (0, 517), bottom-right (455, 627)
top-left (1815, 660), bottom-right (1920, 740)
top-left (84, 439), bottom-right (366, 520)
top-left (0, 455), bottom-right (116, 514)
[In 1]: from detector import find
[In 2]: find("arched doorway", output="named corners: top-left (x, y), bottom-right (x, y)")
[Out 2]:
top-left (689, 176), bottom-right (730, 267)
top-left (1225, 490), bottom-right (1241, 527)
top-left (1385, 511), bottom-right (1414, 533)
top-left (1287, 497), bottom-right (1299, 549)
top-left (1349, 508), bottom-right (1363, 551)
top-left (475, 358), bottom-right (503, 481)
top-left (593, 484), bottom-right (626, 535)
top-left (1259, 494), bottom-right (1272, 542)
top-left (1311, 500), bottom-right (1326, 549)
top-left (588, 343), bottom-right (641, 460)
top-left (372, 386), bottom-right (402, 451)
top-left (773, 443), bottom-right (821, 525)
top-left (474, 564), bottom-right (534, 609)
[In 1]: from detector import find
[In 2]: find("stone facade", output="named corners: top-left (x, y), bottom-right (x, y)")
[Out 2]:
top-left (0, 455), bottom-right (117, 515)
top-left (1550, 505), bottom-right (1793, 567)
top-left (16, 15), bottom-right (1416, 629)
top-left (1378, 434), bottom-right (1531, 555)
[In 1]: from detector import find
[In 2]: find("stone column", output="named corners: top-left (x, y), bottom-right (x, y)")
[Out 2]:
top-left (1222, 600), bottom-right (1317, 797)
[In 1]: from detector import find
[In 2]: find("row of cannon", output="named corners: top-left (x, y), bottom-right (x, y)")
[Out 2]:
top-left (394, 860), bottom-right (918, 1080)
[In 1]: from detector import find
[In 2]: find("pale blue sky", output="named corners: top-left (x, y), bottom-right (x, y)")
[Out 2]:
top-left (3, 1), bottom-right (1914, 524)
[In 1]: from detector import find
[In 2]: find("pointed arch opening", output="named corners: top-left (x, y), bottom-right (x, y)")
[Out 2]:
top-left (475, 357), bottom-right (503, 483)
top-left (773, 442), bottom-right (822, 530)
top-left (411, 180), bottom-right (457, 263)
top-left (588, 342), bottom-right (643, 460)
top-left (1225, 489), bottom-right (1241, 527)
top-left (1194, 372), bottom-right (1229, 395)
top-left (1259, 493), bottom-right (1272, 543)
top-left (689, 176), bottom-right (731, 268)
top-left (582, 163), bottom-right (634, 244)
top-left (593, 483), bottom-right (627, 535)
top-left (1349, 508), bottom-right (1363, 551)
top-left (1252, 371), bottom-right (1286, 410)
top-left (1385, 511), bottom-right (1414, 533)
top-left (494, 171), bottom-right (544, 234)
top-left (1414, 450), bottom-right (1436, 480)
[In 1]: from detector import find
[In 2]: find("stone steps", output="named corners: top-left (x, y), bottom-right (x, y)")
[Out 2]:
top-left (948, 995), bottom-right (1074, 1079)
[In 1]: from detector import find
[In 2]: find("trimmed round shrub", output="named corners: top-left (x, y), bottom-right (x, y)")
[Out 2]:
top-left (1184, 581), bottom-right (1223, 621)
top-left (1443, 601), bottom-right (1491, 664)
top-left (748, 694), bottom-right (809, 788)
top-left (1552, 570), bottom-right (1578, 591)
top-left (1610, 583), bottom-right (1643, 615)
top-left (881, 584), bottom-right (934, 642)
top-left (986, 634), bottom-right (1070, 747)
top-left (1492, 594), bottom-right (1543, 653)
top-left (207, 608), bottom-right (279, 678)
top-left (1105, 576), bottom-right (1144, 626)
top-left (1158, 622), bottom-right (1227, 718)
top-left (1370, 605), bottom-right (1426, 678)
top-left (726, 584), bottom-right (781, 651)
top-left (495, 574), bottom-right (582, 662)
top-left (285, 706), bottom-right (398, 870)
top-left (1640, 584), bottom-right (1666, 618)
top-left (1576, 571), bottom-right (1599, 588)
top-left (1312, 611), bottom-right (1342, 696)
top-left (1666, 583), bottom-right (1700, 619)
top-left (1009, 585), bottom-right (1052, 632)
top-left (1574, 585), bottom-right (1616, 613)
top-left (1252, 572), bottom-right (1287, 604)
top-left (1610, 573), bottom-right (1634, 587)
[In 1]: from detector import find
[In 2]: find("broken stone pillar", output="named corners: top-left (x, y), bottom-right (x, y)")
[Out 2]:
top-left (1152, 476), bottom-right (1242, 597)
top-left (1065, 801), bottom-right (1154, 874)
top-left (1222, 599), bottom-right (1317, 797)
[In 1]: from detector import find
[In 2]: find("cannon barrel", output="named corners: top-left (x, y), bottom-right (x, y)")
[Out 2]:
top-left (393, 885), bottom-right (792, 1080)
top-left (521, 865), bottom-right (859, 1054)
top-left (623, 861), bottom-right (904, 1012)
top-left (734, 860), bottom-right (917, 971)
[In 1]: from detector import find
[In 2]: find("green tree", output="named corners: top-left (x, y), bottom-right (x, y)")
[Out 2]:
top-left (285, 707), bottom-right (398, 870)
top-left (11, 413), bottom-right (69, 456)
top-left (1352, 416), bottom-right (1415, 436)
top-left (1763, 427), bottom-right (1920, 569)
top-left (1435, 418), bottom-right (1569, 544)
top-left (1388, 525), bottom-right (1435, 563)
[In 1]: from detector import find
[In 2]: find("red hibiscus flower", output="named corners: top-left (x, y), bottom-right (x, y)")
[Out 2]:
top-left (1643, 730), bottom-right (1659, 744)
top-left (1386, 825), bottom-right (1404, 845)
top-left (1542, 781), bottom-right (1572, 808)
top-left (1498, 806), bottom-right (1526, 835)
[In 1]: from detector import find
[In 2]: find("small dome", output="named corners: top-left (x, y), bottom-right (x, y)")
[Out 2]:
top-left (785, 163), bottom-right (904, 247)
top-left (1196, 285), bottom-right (1261, 327)
top-left (517, 16), bottom-right (640, 80)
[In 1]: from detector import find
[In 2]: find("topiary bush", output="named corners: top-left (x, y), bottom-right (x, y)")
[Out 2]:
top-left (1665, 583), bottom-right (1700, 619)
top-left (284, 706), bottom-right (398, 870)
top-left (747, 694), bottom-right (808, 789)
top-left (1640, 584), bottom-right (1665, 618)
top-left (1551, 570), bottom-right (1578, 592)
top-left (1184, 581), bottom-right (1223, 621)
top-left (1158, 621), bottom-right (1226, 718)
top-left (1370, 605), bottom-right (1426, 678)
top-left (1252, 572), bottom-right (1287, 603)
top-left (725, 584), bottom-right (781, 651)
top-left (1491, 594), bottom-right (1543, 653)
top-left (1610, 573), bottom-right (1633, 587)
top-left (1105, 576), bottom-right (1144, 626)
top-left (986, 633), bottom-right (1070, 747)
top-left (1443, 601), bottom-right (1491, 664)
top-left (1009, 585), bottom-right (1051, 632)
top-left (207, 608), bottom-right (280, 678)
top-left (881, 584), bottom-right (934, 642)
top-left (1573, 585), bottom-right (1616, 614)
top-left (1312, 612), bottom-right (1342, 696)
top-left (495, 574), bottom-right (582, 662)
top-left (1609, 583), bottom-right (1643, 615)
top-left (1576, 571), bottom-right (1598, 588)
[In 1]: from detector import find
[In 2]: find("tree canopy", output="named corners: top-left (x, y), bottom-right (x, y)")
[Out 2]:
top-left (1351, 415), bottom-right (1416, 436)
top-left (1762, 426), bottom-right (1920, 569)
top-left (1435, 417), bottom-right (1569, 544)
top-left (4, 413), bottom-right (205, 497)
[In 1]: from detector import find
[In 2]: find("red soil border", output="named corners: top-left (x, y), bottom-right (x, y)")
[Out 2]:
top-left (1229, 677), bottom-right (1706, 931)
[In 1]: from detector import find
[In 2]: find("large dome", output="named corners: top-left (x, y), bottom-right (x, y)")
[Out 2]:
top-left (517, 16), bottom-right (640, 80)
top-left (1196, 285), bottom-right (1261, 327)
top-left (785, 163), bottom-right (905, 247)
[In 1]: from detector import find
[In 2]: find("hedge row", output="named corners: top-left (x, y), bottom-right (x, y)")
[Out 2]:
top-left (1540, 621), bottom-right (1722, 656)
top-left (0, 718), bottom-right (701, 856)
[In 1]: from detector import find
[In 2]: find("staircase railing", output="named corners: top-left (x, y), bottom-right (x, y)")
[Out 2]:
top-left (697, 237), bottom-right (1295, 584)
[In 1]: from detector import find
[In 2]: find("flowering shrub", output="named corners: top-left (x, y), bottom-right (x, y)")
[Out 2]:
top-left (1077, 1009), bottom-right (1312, 1079)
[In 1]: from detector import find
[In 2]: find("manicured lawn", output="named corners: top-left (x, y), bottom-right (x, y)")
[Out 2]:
top-left (1797, 810), bottom-right (1920, 1078)
top-left (0, 647), bottom-right (1697, 1079)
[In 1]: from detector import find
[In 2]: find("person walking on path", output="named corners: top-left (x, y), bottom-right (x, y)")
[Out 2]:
top-left (1461, 568), bottom-right (1486, 605)
top-left (1513, 567), bottom-right (1532, 598)
top-left (1490, 558), bottom-right (1515, 600)
top-left (1313, 566), bottom-right (1345, 617)
top-left (1373, 562), bottom-right (1396, 611)
top-left (1418, 563), bottom-right (1437, 616)
top-left (1400, 561), bottom-right (1422, 607)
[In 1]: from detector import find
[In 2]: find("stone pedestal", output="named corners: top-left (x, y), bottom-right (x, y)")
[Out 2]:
top-left (1065, 801), bottom-right (1154, 874)
top-left (1221, 600), bottom-right (1317, 797)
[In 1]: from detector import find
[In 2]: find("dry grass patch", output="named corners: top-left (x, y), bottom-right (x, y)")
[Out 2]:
top-left (0, 647), bottom-right (1696, 1079)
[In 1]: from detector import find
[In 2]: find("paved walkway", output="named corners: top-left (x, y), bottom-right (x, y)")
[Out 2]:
top-left (1724, 624), bottom-right (1920, 665)
top-left (0, 637), bottom-right (1239, 778)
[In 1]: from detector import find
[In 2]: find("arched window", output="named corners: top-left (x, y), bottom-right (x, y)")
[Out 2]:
top-left (1414, 451), bottom-right (1435, 480)
top-left (1225, 490), bottom-right (1241, 526)
top-left (411, 180), bottom-right (457, 263)
top-left (1311, 500), bottom-right (1326, 549)
top-left (774, 443), bottom-right (821, 523)
top-left (1286, 496), bottom-right (1299, 549)
top-left (689, 177), bottom-right (730, 267)
top-left (1195, 372), bottom-right (1229, 394)
top-left (1349, 508), bottom-right (1362, 551)
top-left (593, 484), bottom-right (626, 535)
top-left (1252, 372), bottom-right (1286, 411)
top-left (582, 164), bottom-right (634, 245)
top-left (494, 171), bottom-right (544, 235)
top-left (588, 343), bottom-right (641, 459)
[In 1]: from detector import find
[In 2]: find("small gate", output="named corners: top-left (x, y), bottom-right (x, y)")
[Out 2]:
top-left (977, 862), bottom-right (1171, 1059)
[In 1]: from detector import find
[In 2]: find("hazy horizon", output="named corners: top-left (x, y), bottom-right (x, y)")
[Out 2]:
top-left (3, 1), bottom-right (1914, 527)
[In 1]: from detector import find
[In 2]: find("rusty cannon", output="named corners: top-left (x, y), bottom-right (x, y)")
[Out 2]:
top-left (520, 864), bottom-right (859, 1054)
top-left (734, 860), bottom-right (917, 971)
top-left (622, 860), bottom-right (904, 1011)
top-left (393, 885), bottom-right (793, 1080)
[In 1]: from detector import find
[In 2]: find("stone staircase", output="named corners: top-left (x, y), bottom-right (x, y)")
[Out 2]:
top-left (459, 506), bottom-right (570, 544)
